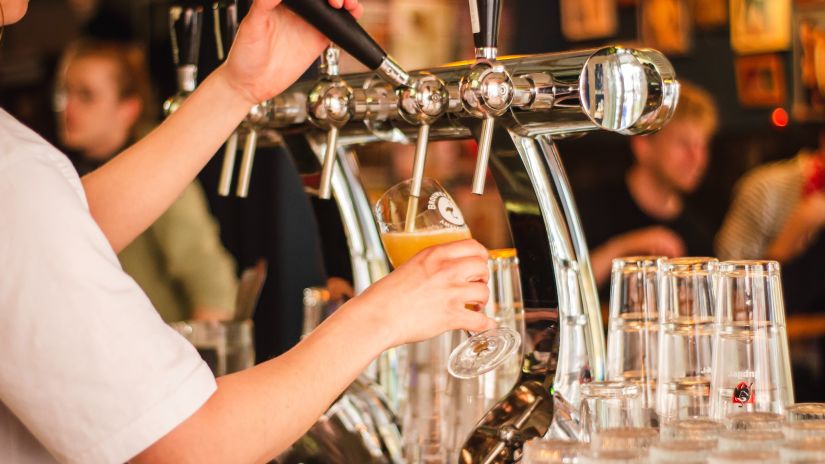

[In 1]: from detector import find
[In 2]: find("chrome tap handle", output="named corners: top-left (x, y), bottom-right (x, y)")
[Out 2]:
top-left (470, 0), bottom-right (502, 59)
top-left (218, 131), bottom-right (239, 196)
top-left (410, 124), bottom-right (430, 198)
top-left (472, 116), bottom-right (495, 194)
top-left (236, 128), bottom-right (258, 198)
top-left (282, 0), bottom-right (409, 86)
top-left (212, 0), bottom-right (238, 61)
top-left (318, 126), bottom-right (339, 199)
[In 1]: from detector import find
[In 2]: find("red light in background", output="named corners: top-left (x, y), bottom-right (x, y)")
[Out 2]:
top-left (771, 108), bottom-right (789, 128)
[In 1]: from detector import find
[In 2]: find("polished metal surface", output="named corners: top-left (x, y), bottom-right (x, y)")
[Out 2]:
top-left (377, 56), bottom-right (411, 88)
top-left (236, 45), bottom-right (677, 463)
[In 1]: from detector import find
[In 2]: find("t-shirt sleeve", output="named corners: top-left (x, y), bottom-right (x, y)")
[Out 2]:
top-left (0, 157), bottom-right (217, 464)
top-left (715, 173), bottom-right (774, 260)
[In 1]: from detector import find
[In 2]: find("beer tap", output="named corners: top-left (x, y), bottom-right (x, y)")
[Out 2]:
top-left (235, 101), bottom-right (271, 197)
top-left (163, 5), bottom-right (204, 116)
top-left (460, 0), bottom-right (513, 195)
top-left (397, 73), bottom-right (450, 200)
top-left (211, 0), bottom-right (243, 197)
top-left (307, 45), bottom-right (353, 200)
top-left (283, 0), bottom-right (409, 88)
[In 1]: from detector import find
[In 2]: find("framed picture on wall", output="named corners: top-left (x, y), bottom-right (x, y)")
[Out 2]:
top-left (560, 0), bottom-right (618, 41)
top-left (639, 0), bottom-right (692, 55)
top-left (734, 54), bottom-right (787, 107)
top-left (692, 0), bottom-right (728, 29)
top-left (730, 0), bottom-right (791, 54)
top-left (793, 2), bottom-right (825, 121)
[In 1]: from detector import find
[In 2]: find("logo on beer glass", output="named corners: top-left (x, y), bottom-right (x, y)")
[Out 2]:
top-left (428, 192), bottom-right (465, 227)
top-left (732, 381), bottom-right (755, 406)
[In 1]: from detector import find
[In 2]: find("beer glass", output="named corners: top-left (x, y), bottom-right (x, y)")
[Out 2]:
top-left (780, 439), bottom-right (825, 462)
top-left (717, 430), bottom-right (784, 451)
top-left (649, 440), bottom-right (715, 464)
top-left (592, 427), bottom-right (659, 451)
top-left (579, 381), bottom-right (645, 443)
top-left (579, 449), bottom-right (648, 464)
top-left (707, 450), bottom-right (779, 464)
top-left (784, 420), bottom-right (825, 440)
top-left (521, 439), bottom-right (588, 463)
top-left (374, 178), bottom-right (521, 378)
top-left (607, 256), bottom-right (662, 424)
top-left (726, 411), bottom-right (783, 432)
top-left (709, 261), bottom-right (794, 421)
top-left (656, 257), bottom-right (717, 423)
top-left (786, 403), bottom-right (825, 422)
top-left (660, 417), bottom-right (723, 441)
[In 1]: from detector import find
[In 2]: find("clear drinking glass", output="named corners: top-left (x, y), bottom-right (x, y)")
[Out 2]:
top-left (780, 439), bottom-right (825, 462)
top-left (608, 257), bottom-right (662, 425)
top-left (707, 450), bottom-right (779, 464)
top-left (784, 420), bottom-right (825, 440)
top-left (656, 257), bottom-right (717, 423)
top-left (579, 381), bottom-right (645, 443)
top-left (592, 427), bottom-right (659, 451)
top-left (169, 319), bottom-right (255, 376)
top-left (726, 411), bottom-right (783, 431)
top-left (660, 417), bottom-right (723, 441)
top-left (708, 261), bottom-right (794, 421)
top-left (717, 430), bottom-right (784, 451)
top-left (579, 449), bottom-right (649, 464)
top-left (786, 403), bottom-right (825, 422)
top-left (374, 178), bottom-right (521, 379)
top-left (649, 440), bottom-right (715, 464)
top-left (521, 439), bottom-right (589, 463)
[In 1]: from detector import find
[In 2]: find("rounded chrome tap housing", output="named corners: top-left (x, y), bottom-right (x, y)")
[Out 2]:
top-left (307, 77), bottom-right (354, 130)
top-left (397, 72), bottom-right (450, 126)
top-left (460, 61), bottom-right (515, 119)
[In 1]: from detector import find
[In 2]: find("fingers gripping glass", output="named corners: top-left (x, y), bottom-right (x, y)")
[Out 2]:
top-left (374, 178), bottom-right (521, 378)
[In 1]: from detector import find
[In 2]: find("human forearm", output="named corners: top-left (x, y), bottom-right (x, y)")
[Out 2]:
top-left (82, 67), bottom-right (253, 252)
top-left (133, 299), bottom-right (391, 464)
top-left (765, 211), bottom-right (821, 263)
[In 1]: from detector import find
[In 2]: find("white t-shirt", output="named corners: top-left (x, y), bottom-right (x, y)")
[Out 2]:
top-left (0, 109), bottom-right (217, 463)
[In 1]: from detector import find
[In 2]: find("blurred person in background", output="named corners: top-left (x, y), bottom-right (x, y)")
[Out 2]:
top-left (576, 82), bottom-right (719, 290)
top-left (55, 39), bottom-right (238, 322)
top-left (716, 127), bottom-right (825, 312)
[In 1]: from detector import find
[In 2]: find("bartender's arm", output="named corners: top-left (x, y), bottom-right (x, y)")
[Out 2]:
top-left (82, 0), bottom-right (363, 253)
top-left (133, 239), bottom-right (493, 463)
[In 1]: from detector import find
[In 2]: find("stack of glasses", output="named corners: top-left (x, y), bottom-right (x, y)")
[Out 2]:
top-left (521, 257), bottom-right (825, 463)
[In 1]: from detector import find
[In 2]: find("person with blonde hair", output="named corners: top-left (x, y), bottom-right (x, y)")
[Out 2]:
top-left (576, 81), bottom-right (719, 287)
top-left (56, 39), bottom-right (238, 322)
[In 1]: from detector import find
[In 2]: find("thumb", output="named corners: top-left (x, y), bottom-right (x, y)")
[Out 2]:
top-left (457, 310), bottom-right (497, 333)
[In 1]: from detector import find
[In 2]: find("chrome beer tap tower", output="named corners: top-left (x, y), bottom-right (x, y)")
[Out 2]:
top-left (168, 0), bottom-right (679, 462)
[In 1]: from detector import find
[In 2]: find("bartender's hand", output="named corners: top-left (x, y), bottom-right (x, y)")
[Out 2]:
top-left (349, 239), bottom-right (495, 347)
top-left (221, 0), bottom-right (363, 105)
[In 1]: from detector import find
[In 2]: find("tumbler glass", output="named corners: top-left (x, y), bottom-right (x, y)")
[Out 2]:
top-left (717, 430), bottom-right (784, 452)
top-left (521, 439), bottom-right (589, 463)
top-left (656, 257), bottom-right (717, 423)
top-left (660, 417), bottom-right (724, 441)
top-left (707, 450), bottom-right (779, 464)
top-left (726, 411), bottom-right (783, 432)
top-left (579, 381), bottom-right (645, 443)
top-left (709, 261), bottom-right (794, 421)
top-left (783, 420), bottom-right (825, 440)
top-left (786, 403), bottom-right (825, 422)
top-left (649, 440), bottom-right (715, 464)
top-left (592, 427), bottom-right (659, 451)
top-left (608, 257), bottom-right (662, 424)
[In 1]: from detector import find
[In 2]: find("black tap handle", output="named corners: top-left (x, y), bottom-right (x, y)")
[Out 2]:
top-left (170, 5), bottom-right (204, 66)
top-left (470, 0), bottom-right (501, 51)
top-left (283, 0), bottom-right (385, 70)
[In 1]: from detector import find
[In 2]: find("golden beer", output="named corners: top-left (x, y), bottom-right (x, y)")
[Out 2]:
top-left (381, 227), bottom-right (472, 268)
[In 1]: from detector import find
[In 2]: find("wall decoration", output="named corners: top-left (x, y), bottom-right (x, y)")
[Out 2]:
top-left (692, 0), bottom-right (728, 28)
top-left (639, 0), bottom-right (692, 55)
top-left (793, 2), bottom-right (825, 121)
top-left (560, 0), bottom-right (618, 41)
top-left (730, 0), bottom-right (791, 54)
top-left (734, 54), bottom-right (787, 107)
